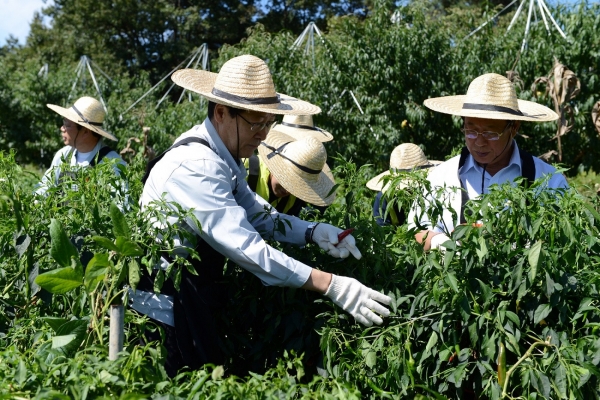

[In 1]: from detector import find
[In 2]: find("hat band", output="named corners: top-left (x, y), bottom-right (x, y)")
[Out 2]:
top-left (390, 164), bottom-right (433, 173)
top-left (462, 103), bottom-right (529, 117)
top-left (281, 121), bottom-right (318, 131)
top-left (72, 105), bottom-right (103, 126)
top-left (261, 142), bottom-right (321, 175)
top-left (211, 88), bottom-right (280, 105)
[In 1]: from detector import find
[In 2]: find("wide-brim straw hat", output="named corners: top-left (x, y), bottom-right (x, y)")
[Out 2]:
top-left (367, 143), bottom-right (440, 191)
top-left (47, 96), bottom-right (116, 141)
top-left (424, 73), bottom-right (558, 122)
top-left (171, 55), bottom-right (321, 115)
top-left (258, 131), bottom-right (336, 206)
top-left (271, 114), bottom-right (333, 142)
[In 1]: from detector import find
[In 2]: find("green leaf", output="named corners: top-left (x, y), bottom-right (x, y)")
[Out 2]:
top-left (421, 331), bottom-right (438, 362)
top-left (477, 279), bottom-right (493, 305)
top-left (528, 240), bottom-right (542, 282)
top-left (49, 219), bottom-right (80, 269)
top-left (110, 203), bottom-right (130, 238)
top-left (35, 267), bottom-right (83, 294)
top-left (42, 317), bottom-right (69, 333)
top-left (91, 236), bottom-right (118, 252)
top-left (554, 363), bottom-right (567, 399)
top-left (534, 304), bottom-right (552, 324)
top-left (129, 259), bottom-right (141, 291)
top-left (115, 237), bottom-right (144, 257)
top-left (84, 254), bottom-right (110, 293)
top-left (16, 360), bottom-right (27, 386)
top-left (445, 273), bottom-right (459, 293)
top-left (476, 236), bottom-right (488, 260)
top-left (52, 319), bottom-right (89, 355)
top-left (365, 351), bottom-right (377, 368)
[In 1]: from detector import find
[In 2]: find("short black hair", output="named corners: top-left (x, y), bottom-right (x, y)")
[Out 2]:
top-left (76, 123), bottom-right (102, 140)
top-left (208, 101), bottom-right (243, 121)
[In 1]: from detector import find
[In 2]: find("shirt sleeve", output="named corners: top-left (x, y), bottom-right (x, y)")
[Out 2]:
top-left (163, 158), bottom-right (312, 288)
top-left (34, 149), bottom-right (68, 196)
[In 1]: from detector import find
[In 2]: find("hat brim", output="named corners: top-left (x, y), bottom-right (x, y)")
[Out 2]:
top-left (258, 132), bottom-right (336, 206)
top-left (366, 160), bottom-right (442, 191)
top-left (270, 122), bottom-right (333, 142)
top-left (172, 69), bottom-right (321, 116)
top-left (424, 95), bottom-right (558, 122)
top-left (47, 104), bottom-right (117, 141)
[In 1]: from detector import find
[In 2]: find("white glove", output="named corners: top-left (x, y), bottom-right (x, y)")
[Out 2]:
top-left (312, 223), bottom-right (362, 259)
top-left (324, 274), bottom-right (392, 326)
top-left (430, 233), bottom-right (452, 252)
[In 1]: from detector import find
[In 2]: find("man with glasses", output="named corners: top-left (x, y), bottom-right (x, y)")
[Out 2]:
top-left (135, 55), bottom-right (392, 376)
top-left (408, 73), bottom-right (568, 251)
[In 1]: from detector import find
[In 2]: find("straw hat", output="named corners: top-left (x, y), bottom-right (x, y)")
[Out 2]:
top-left (424, 73), bottom-right (558, 122)
top-left (271, 114), bottom-right (333, 142)
top-left (171, 55), bottom-right (321, 116)
top-left (366, 143), bottom-right (440, 191)
top-left (258, 131), bottom-right (335, 206)
top-left (47, 97), bottom-right (116, 141)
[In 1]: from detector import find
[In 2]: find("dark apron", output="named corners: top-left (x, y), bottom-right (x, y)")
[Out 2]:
top-left (139, 238), bottom-right (227, 376)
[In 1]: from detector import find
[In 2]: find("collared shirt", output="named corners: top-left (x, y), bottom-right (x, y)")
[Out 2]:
top-left (408, 141), bottom-right (569, 233)
top-left (132, 118), bottom-right (313, 326)
top-left (34, 139), bottom-right (124, 196)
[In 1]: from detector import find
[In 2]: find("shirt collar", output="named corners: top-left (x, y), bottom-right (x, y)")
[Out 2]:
top-left (461, 140), bottom-right (522, 175)
top-left (201, 118), bottom-right (245, 176)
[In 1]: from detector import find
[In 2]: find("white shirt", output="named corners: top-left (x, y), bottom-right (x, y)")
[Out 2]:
top-left (131, 118), bottom-right (313, 326)
top-left (408, 141), bottom-right (569, 234)
top-left (35, 139), bottom-right (124, 196)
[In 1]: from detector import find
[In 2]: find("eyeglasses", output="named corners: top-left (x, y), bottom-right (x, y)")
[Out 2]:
top-left (461, 121), bottom-right (514, 141)
top-left (237, 113), bottom-right (277, 132)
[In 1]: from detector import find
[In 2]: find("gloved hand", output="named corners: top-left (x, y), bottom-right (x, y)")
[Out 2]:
top-left (312, 223), bottom-right (362, 259)
top-left (324, 274), bottom-right (392, 326)
top-left (430, 233), bottom-right (452, 252)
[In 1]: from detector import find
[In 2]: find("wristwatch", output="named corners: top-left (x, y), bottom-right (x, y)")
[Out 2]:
top-left (304, 222), bottom-right (320, 243)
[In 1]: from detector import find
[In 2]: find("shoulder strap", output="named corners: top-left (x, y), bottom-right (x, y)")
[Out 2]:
top-left (459, 147), bottom-right (470, 225)
top-left (142, 137), bottom-right (211, 184)
top-left (89, 146), bottom-right (114, 167)
top-left (518, 147), bottom-right (536, 187)
top-left (247, 154), bottom-right (260, 192)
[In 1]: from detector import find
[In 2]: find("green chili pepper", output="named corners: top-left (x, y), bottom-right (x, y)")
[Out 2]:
top-left (550, 222), bottom-right (556, 247)
top-left (497, 341), bottom-right (506, 387)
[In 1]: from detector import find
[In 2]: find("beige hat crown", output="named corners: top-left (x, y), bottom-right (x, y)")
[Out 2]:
top-left (423, 73), bottom-right (558, 122)
top-left (171, 55), bottom-right (321, 115)
top-left (47, 96), bottom-right (117, 141)
top-left (271, 114), bottom-right (333, 142)
top-left (366, 143), bottom-right (439, 191)
top-left (258, 131), bottom-right (335, 206)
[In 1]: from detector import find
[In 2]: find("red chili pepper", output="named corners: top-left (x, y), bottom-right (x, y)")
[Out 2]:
top-left (335, 228), bottom-right (355, 246)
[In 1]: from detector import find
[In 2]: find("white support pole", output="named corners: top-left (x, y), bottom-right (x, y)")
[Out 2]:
top-left (109, 304), bottom-right (124, 361)
top-left (66, 58), bottom-right (85, 105)
top-left (85, 56), bottom-right (108, 113)
top-left (539, 0), bottom-right (568, 39)
top-left (507, 0), bottom-right (527, 32)
top-left (463, 0), bottom-right (518, 40)
top-left (537, 0), bottom-right (551, 33)
top-left (521, 0), bottom-right (535, 52)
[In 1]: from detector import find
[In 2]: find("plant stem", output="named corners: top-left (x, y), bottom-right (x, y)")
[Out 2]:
top-left (501, 337), bottom-right (553, 398)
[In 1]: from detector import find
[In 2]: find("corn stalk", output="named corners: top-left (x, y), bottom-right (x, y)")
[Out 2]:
top-left (532, 57), bottom-right (580, 162)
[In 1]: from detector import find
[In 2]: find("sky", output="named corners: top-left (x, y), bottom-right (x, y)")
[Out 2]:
top-left (0, 0), bottom-right (586, 46)
top-left (0, 0), bottom-right (50, 45)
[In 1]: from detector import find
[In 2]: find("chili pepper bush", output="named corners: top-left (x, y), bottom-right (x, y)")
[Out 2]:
top-left (2, 143), bottom-right (600, 399)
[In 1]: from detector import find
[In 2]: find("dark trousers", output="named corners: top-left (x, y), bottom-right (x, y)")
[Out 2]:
top-left (140, 243), bottom-right (227, 377)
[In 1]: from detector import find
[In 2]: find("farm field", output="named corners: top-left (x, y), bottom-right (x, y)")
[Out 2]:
top-left (1, 0), bottom-right (600, 398)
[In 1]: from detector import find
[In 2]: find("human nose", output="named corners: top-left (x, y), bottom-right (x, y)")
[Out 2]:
top-left (473, 132), bottom-right (488, 147)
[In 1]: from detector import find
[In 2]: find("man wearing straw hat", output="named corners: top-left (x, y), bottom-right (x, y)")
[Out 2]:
top-left (409, 73), bottom-right (568, 251)
top-left (245, 115), bottom-right (334, 217)
top-left (367, 143), bottom-right (439, 226)
top-left (35, 96), bottom-right (124, 196)
top-left (134, 54), bottom-right (391, 375)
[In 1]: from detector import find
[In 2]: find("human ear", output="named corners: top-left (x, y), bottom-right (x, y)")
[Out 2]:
top-left (213, 104), bottom-right (227, 124)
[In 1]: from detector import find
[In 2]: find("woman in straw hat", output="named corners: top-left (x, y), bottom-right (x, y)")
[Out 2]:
top-left (135, 54), bottom-right (391, 376)
top-left (366, 143), bottom-right (438, 226)
top-left (35, 96), bottom-right (124, 196)
top-left (243, 131), bottom-right (334, 217)
top-left (408, 73), bottom-right (568, 251)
